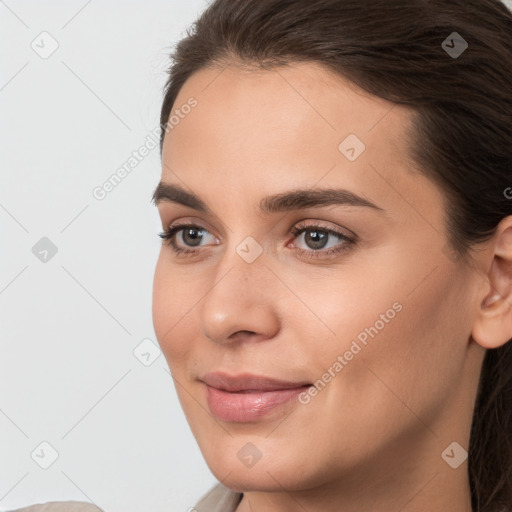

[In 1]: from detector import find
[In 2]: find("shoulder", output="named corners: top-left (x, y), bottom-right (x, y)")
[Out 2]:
top-left (4, 501), bottom-right (104, 512)
top-left (194, 482), bottom-right (243, 512)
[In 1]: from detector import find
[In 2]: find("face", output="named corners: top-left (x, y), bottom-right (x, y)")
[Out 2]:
top-left (152, 62), bottom-right (485, 493)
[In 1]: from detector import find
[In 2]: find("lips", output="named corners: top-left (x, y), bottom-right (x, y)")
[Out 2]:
top-left (200, 372), bottom-right (312, 422)
top-left (200, 371), bottom-right (311, 392)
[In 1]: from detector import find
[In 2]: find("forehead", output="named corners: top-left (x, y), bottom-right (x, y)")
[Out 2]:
top-left (163, 61), bottom-right (414, 168)
top-left (160, 61), bottom-right (445, 231)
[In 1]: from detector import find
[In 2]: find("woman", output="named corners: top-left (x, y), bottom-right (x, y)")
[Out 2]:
top-left (152, 0), bottom-right (512, 511)
top-left (12, 0), bottom-right (512, 511)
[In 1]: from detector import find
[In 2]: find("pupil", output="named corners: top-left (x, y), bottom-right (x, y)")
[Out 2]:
top-left (183, 228), bottom-right (203, 247)
top-left (306, 230), bottom-right (327, 250)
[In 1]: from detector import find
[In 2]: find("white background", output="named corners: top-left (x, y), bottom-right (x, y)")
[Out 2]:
top-left (1, 1), bottom-right (214, 511)
top-left (1, 1), bottom-right (512, 511)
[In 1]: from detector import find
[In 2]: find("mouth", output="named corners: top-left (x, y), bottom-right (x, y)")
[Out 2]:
top-left (200, 372), bottom-right (312, 422)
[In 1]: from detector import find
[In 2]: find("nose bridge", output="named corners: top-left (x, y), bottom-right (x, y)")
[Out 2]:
top-left (198, 234), bottom-right (281, 344)
top-left (215, 218), bottom-right (269, 287)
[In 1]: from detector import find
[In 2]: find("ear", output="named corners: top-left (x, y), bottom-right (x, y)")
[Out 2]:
top-left (472, 216), bottom-right (512, 349)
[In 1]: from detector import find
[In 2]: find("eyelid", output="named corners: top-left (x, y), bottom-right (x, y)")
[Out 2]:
top-left (160, 216), bottom-right (220, 237)
top-left (157, 209), bottom-right (228, 237)
top-left (291, 219), bottom-right (357, 239)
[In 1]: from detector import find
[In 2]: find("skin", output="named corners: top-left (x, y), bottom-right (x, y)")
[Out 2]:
top-left (152, 61), bottom-right (512, 512)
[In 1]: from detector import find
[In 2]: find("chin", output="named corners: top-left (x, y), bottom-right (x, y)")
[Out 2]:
top-left (211, 465), bottom-right (310, 494)
top-left (199, 438), bottom-right (329, 493)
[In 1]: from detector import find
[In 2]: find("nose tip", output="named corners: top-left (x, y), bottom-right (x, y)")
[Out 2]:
top-left (198, 264), bottom-right (281, 346)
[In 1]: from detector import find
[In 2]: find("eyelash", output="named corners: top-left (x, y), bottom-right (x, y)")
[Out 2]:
top-left (158, 222), bottom-right (355, 260)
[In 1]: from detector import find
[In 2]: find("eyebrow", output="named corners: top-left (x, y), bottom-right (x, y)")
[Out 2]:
top-left (151, 181), bottom-right (384, 214)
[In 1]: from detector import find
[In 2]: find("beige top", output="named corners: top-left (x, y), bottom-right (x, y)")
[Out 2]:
top-left (5, 503), bottom-right (104, 512)
top-left (4, 483), bottom-right (243, 512)
top-left (194, 483), bottom-right (243, 511)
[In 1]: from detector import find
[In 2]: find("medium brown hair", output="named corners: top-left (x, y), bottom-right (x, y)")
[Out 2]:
top-left (158, 1), bottom-right (512, 510)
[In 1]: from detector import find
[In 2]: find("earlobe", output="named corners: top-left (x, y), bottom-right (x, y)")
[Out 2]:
top-left (473, 287), bottom-right (512, 349)
top-left (471, 219), bottom-right (512, 350)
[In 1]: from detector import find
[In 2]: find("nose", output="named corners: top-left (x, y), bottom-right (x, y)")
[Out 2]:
top-left (198, 247), bottom-right (281, 346)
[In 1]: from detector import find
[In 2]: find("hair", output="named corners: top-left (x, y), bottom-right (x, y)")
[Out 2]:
top-left (158, 1), bottom-right (512, 510)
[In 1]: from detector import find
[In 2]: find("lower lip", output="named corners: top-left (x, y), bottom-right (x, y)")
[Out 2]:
top-left (205, 384), bottom-right (310, 422)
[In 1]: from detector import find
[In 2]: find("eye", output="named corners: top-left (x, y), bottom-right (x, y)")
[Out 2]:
top-left (288, 222), bottom-right (355, 259)
top-left (158, 223), bottom-right (218, 255)
top-left (158, 221), bottom-right (355, 259)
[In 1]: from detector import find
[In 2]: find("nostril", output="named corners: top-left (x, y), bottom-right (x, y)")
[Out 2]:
top-left (228, 330), bottom-right (257, 340)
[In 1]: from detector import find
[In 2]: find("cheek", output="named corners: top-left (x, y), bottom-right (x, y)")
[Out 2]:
top-left (152, 254), bottom-right (194, 368)
top-left (293, 255), bottom-right (468, 420)
top-left (319, 263), bottom-right (469, 433)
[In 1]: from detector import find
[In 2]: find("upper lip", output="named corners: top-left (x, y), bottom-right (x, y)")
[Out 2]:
top-left (200, 372), bottom-right (311, 392)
